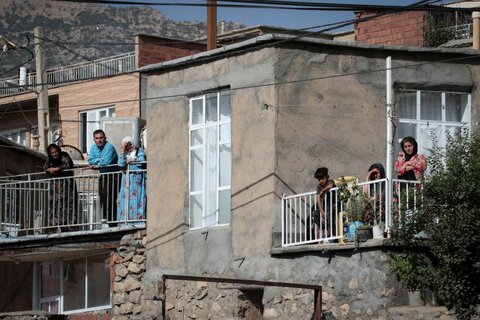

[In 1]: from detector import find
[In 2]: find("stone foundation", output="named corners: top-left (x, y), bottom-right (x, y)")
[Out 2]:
top-left (112, 231), bottom-right (153, 320)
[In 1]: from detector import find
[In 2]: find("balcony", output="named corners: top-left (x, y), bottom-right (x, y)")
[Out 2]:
top-left (281, 178), bottom-right (422, 247)
top-left (0, 52), bottom-right (136, 98)
top-left (0, 163), bottom-right (146, 240)
top-left (444, 23), bottom-right (472, 40)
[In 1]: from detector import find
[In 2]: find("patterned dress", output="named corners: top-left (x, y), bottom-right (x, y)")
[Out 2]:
top-left (44, 152), bottom-right (77, 230)
top-left (395, 153), bottom-right (427, 181)
top-left (117, 148), bottom-right (147, 224)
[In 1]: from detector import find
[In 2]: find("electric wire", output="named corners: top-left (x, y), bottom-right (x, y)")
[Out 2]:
top-left (0, 0), bottom-right (447, 83)
top-left (1, 51), bottom-right (479, 113)
top-left (0, 0), bottom-right (448, 90)
top-left (50, 0), bottom-right (474, 13)
top-left (0, 0), bottom-right (473, 110)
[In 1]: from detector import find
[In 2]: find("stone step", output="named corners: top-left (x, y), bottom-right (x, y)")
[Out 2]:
top-left (387, 306), bottom-right (456, 320)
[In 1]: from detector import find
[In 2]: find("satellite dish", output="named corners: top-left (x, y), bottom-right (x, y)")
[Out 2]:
top-left (61, 145), bottom-right (84, 161)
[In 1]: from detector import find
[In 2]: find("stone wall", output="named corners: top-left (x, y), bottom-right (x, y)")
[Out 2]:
top-left (112, 231), bottom-right (157, 320)
top-left (160, 280), bottom-right (316, 319)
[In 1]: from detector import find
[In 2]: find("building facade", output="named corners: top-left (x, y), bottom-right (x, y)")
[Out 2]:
top-left (142, 34), bottom-right (479, 318)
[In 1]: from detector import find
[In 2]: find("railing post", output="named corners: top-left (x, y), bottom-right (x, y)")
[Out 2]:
top-left (125, 165), bottom-right (130, 225)
top-left (313, 288), bottom-right (322, 320)
top-left (385, 178), bottom-right (391, 237)
top-left (161, 275), bottom-right (166, 319)
top-left (281, 193), bottom-right (285, 247)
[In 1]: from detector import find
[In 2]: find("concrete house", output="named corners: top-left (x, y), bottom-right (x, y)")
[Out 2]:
top-left (142, 33), bottom-right (478, 319)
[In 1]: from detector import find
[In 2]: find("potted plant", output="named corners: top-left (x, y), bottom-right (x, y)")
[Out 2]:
top-left (337, 178), bottom-right (370, 241)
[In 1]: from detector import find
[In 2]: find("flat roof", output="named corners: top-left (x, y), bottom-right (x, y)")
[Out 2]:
top-left (140, 33), bottom-right (480, 73)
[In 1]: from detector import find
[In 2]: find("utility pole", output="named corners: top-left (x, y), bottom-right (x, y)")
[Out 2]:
top-left (34, 26), bottom-right (49, 152)
top-left (473, 11), bottom-right (480, 49)
top-left (207, 0), bottom-right (217, 50)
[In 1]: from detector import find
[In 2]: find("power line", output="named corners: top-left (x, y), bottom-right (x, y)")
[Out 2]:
top-left (1, 52), bottom-right (479, 114)
top-left (0, 0), bottom-right (446, 82)
top-left (0, 0), bottom-right (441, 90)
top-left (51, 0), bottom-right (475, 12)
top-left (0, 0), bottom-right (473, 109)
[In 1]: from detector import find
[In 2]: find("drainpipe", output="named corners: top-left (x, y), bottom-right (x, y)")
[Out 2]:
top-left (473, 11), bottom-right (480, 49)
top-left (207, 0), bottom-right (217, 50)
top-left (386, 56), bottom-right (393, 233)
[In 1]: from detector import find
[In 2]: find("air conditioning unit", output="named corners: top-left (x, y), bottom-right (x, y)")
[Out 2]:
top-left (101, 117), bottom-right (146, 151)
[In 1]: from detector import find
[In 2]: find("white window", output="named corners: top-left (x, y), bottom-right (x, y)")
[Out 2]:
top-left (396, 90), bottom-right (471, 155)
top-left (189, 91), bottom-right (231, 229)
top-left (79, 107), bottom-right (115, 153)
top-left (1, 129), bottom-right (27, 146)
top-left (36, 253), bottom-right (111, 314)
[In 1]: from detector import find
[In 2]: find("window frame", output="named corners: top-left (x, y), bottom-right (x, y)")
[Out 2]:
top-left (396, 89), bottom-right (471, 155)
top-left (79, 106), bottom-right (115, 153)
top-left (188, 91), bottom-right (231, 230)
top-left (34, 253), bottom-right (111, 315)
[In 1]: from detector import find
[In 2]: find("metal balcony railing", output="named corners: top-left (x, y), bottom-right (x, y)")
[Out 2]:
top-left (0, 52), bottom-right (136, 97)
top-left (281, 178), bottom-right (422, 247)
top-left (0, 163), bottom-right (146, 238)
top-left (437, 23), bottom-right (473, 41)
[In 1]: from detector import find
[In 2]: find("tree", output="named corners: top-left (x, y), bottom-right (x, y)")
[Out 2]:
top-left (390, 128), bottom-right (480, 319)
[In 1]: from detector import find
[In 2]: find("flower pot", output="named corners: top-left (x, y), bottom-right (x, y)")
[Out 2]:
top-left (408, 290), bottom-right (425, 307)
top-left (373, 223), bottom-right (384, 238)
top-left (347, 221), bottom-right (364, 241)
top-left (356, 225), bottom-right (373, 242)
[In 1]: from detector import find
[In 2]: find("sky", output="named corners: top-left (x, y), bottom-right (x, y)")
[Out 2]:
top-left (138, 0), bottom-right (447, 32)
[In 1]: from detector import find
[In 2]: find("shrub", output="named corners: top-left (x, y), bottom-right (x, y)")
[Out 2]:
top-left (390, 128), bottom-right (480, 319)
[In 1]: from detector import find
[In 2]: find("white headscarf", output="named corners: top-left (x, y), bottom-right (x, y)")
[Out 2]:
top-left (121, 136), bottom-right (135, 146)
top-left (122, 136), bottom-right (137, 161)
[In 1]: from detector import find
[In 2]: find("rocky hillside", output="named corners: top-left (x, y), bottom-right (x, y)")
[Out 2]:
top-left (0, 0), bottom-right (243, 77)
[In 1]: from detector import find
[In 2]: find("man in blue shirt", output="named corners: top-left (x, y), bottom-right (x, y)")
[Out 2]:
top-left (88, 129), bottom-right (119, 223)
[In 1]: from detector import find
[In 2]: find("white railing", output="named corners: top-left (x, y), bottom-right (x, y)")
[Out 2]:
top-left (0, 163), bottom-right (146, 238)
top-left (437, 23), bottom-right (472, 40)
top-left (0, 52), bottom-right (136, 97)
top-left (281, 178), bottom-right (421, 247)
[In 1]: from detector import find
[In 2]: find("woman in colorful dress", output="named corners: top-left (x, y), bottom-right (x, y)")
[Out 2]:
top-left (117, 136), bottom-right (147, 225)
top-left (44, 144), bottom-right (77, 231)
top-left (395, 136), bottom-right (427, 182)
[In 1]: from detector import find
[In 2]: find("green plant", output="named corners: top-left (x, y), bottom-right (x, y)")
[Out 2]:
top-left (337, 178), bottom-right (369, 222)
top-left (423, 11), bottom-right (460, 47)
top-left (389, 251), bottom-right (432, 292)
top-left (389, 128), bottom-right (480, 319)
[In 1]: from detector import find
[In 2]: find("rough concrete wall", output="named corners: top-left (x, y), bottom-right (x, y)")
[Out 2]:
top-left (273, 45), bottom-right (478, 196)
top-left (145, 46), bottom-right (277, 279)
top-left (0, 262), bottom-right (33, 313)
top-left (470, 64), bottom-right (480, 128)
top-left (144, 43), bottom-right (480, 319)
top-left (273, 46), bottom-right (386, 198)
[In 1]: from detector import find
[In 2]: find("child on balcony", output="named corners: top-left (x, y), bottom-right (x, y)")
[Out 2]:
top-left (313, 167), bottom-right (336, 240)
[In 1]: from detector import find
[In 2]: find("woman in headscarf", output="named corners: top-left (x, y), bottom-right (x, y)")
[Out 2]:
top-left (44, 144), bottom-right (77, 231)
top-left (395, 136), bottom-right (427, 181)
top-left (117, 136), bottom-right (147, 225)
top-left (363, 163), bottom-right (386, 225)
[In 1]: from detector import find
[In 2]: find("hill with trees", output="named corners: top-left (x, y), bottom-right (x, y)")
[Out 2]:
top-left (0, 0), bottom-right (243, 77)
